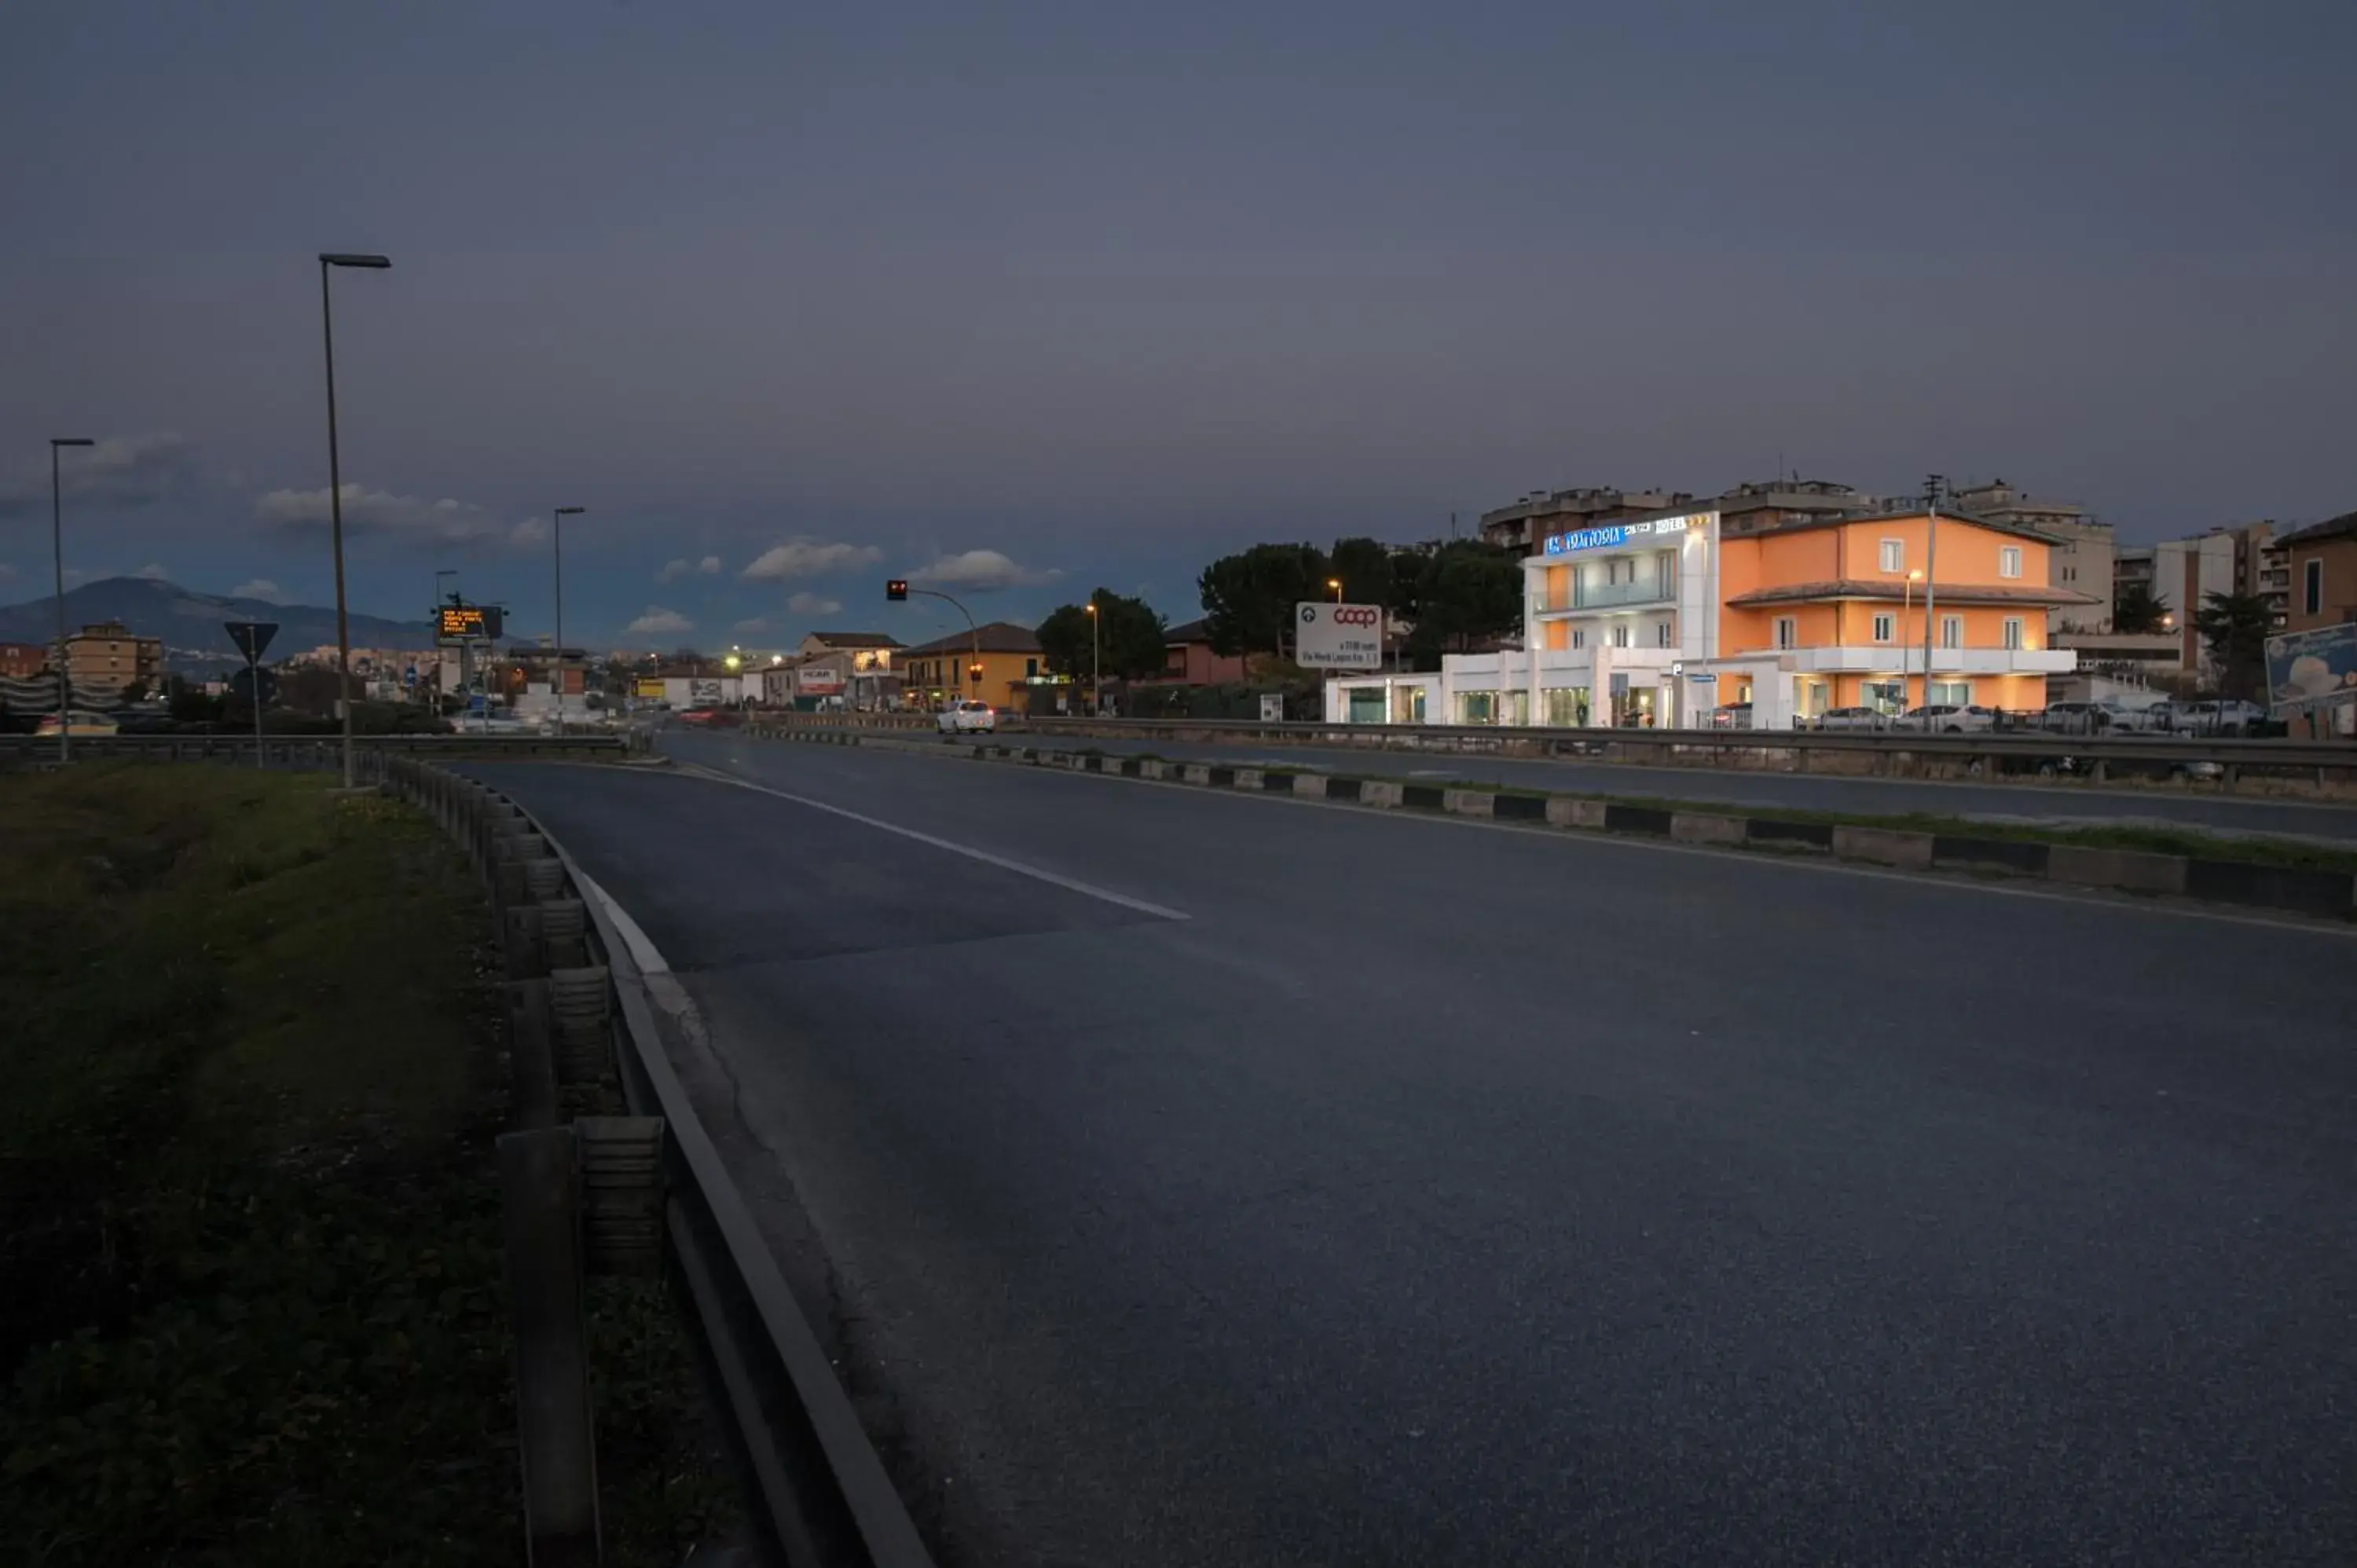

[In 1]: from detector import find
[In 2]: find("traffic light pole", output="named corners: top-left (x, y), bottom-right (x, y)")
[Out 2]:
top-left (889, 583), bottom-right (981, 704)
top-left (250, 651), bottom-right (266, 768)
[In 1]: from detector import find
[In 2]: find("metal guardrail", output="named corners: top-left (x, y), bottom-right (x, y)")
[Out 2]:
top-left (371, 751), bottom-right (935, 1568)
top-left (746, 711), bottom-right (2357, 790)
top-left (0, 732), bottom-right (634, 766)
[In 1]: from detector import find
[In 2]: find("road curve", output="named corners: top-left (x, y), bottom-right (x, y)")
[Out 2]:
top-left (470, 736), bottom-right (2357, 1567)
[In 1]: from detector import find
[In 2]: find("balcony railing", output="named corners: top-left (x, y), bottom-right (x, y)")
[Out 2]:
top-left (1532, 577), bottom-right (1677, 614)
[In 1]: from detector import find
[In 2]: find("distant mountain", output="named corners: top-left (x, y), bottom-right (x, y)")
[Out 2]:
top-left (0, 577), bottom-right (434, 672)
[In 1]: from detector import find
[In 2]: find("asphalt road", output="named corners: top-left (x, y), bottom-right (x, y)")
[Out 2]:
top-left (948, 727), bottom-right (2357, 842)
top-left (472, 738), bottom-right (2357, 1566)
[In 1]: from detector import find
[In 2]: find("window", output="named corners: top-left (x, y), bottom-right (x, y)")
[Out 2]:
top-left (1872, 613), bottom-right (1895, 643)
top-left (1025, 657), bottom-right (1039, 678)
top-left (1571, 628), bottom-right (1584, 649)
top-left (1941, 615), bottom-right (1963, 650)
top-left (2308, 559), bottom-right (2324, 615)
top-left (2000, 545), bottom-right (2022, 579)
top-left (1655, 621), bottom-right (1673, 648)
top-left (1879, 538), bottom-right (1904, 573)
top-left (2003, 617), bottom-right (2023, 650)
top-left (1930, 680), bottom-right (1972, 705)
top-left (1611, 623), bottom-right (1629, 648)
top-left (1863, 680), bottom-right (1906, 715)
top-left (1774, 617), bottom-right (1797, 650)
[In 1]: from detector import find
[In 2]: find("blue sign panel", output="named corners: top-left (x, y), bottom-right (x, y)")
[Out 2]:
top-left (1541, 512), bottom-right (1703, 556)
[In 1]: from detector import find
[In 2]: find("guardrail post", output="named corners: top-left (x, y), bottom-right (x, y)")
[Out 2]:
top-left (497, 1124), bottom-right (602, 1567)
top-left (548, 965), bottom-right (614, 1086)
top-left (575, 1116), bottom-right (667, 1277)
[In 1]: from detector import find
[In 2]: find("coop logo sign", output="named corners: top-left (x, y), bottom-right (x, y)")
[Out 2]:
top-left (1541, 511), bottom-right (1707, 556)
top-left (1295, 601), bottom-right (1384, 669)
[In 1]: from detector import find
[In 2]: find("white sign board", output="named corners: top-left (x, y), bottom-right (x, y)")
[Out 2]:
top-left (797, 665), bottom-right (845, 695)
top-left (1259, 694), bottom-right (1285, 723)
top-left (1295, 602), bottom-right (1384, 669)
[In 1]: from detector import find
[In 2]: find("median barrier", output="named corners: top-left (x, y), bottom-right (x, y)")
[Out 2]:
top-left (2045, 844), bottom-right (2189, 897)
top-left (1670, 811), bottom-right (1748, 847)
top-left (1831, 825), bottom-right (1936, 870)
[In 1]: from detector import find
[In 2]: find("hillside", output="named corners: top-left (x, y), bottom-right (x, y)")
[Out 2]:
top-left (0, 577), bottom-right (433, 671)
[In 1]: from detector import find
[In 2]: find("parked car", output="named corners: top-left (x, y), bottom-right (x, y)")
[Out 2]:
top-left (2154, 698), bottom-right (2266, 737)
top-left (1815, 706), bottom-right (1889, 732)
top-left (938, 700), bottom-right (997, 735)
top-left (1895, 704), bottom-right (1998, 733)
top-left (1709, 702), bottom-right (1753, 730)
top-left (2040, 700), bottom-right (2116, 735)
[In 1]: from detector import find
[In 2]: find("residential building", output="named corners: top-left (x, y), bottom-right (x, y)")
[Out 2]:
top-left (797, 631), bottom-right (900, 669)
top-left (0, 640), bottom-right (47, 678)
top-left (2276, 509), bottom-right (2357, 633)
top-left (1138, 618), bottom-right (1251, 687)
top-left (1708, 478), bottom-right (1890, 537)
top-left (1327, 504), bottom-right (2086, 729)
top-left (2117, 534), bottom-right (2238, 671)
top-left (900, 622), bottom-right (1046, 710)
top-left (1952, 480), bottom-right (2113, 634)
top-left (64, 620), bottom-right (164, 694)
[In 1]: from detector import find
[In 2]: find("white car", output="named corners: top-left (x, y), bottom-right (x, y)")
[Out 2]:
top-left (1895, 704), bottom-right (1998, 733)
top-left (937, 700), bottom-right (997, 735)
top-left (1815, 706), bottom-right (1890, 732)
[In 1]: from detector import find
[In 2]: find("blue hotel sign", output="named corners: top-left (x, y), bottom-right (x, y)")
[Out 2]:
top-left (1542, 512), bottom-right (1703, 556)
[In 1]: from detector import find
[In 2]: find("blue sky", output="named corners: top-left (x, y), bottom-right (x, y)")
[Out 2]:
top-left (3, 0), bottom-right (2352, 649)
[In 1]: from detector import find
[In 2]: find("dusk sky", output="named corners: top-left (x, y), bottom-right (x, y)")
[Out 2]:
top-left (5, 0), bottom-right (2351, 650)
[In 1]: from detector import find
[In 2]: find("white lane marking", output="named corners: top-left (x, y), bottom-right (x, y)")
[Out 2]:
top-left (574, 868), bottom-right (673, 974)
top-left (678, 763), bottom-right (1191, 922)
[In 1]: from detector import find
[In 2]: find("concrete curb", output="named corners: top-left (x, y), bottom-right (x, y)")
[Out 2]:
top-left (763, 729), bottom-right (2356, 923)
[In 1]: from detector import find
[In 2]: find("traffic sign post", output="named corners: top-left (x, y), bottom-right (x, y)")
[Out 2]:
top-left (225, 621), bottom-right (280, 768)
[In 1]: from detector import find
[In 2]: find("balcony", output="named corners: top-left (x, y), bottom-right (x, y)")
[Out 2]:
top-left (1532, 577), bottom-right (1677, 614)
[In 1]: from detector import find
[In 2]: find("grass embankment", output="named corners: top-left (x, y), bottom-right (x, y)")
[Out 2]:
top-left (1077, 748), bottom-right (2357, 875)
top-left (0, 764), bottom-right (733, 1566)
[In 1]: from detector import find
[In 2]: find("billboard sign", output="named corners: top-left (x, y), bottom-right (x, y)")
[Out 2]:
top-left (1296, 602), bottom-right (1384, 669)
top-left (634, 677), bottom-right (665, 699)
top-left (435, 603), bottom-right (503, 644)
top-left (1541, 511), bottom-right (1706, 556)
top-left (797, 665), bottom-right (846, 695)
top-left (2265, 622), bottom-right (2357, 713)
top-left (689, 678), bottom-right (723, 706)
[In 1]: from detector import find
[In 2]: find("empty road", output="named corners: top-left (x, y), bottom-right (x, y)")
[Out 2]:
top-left (471, 736), bottom-right (2357, 1566)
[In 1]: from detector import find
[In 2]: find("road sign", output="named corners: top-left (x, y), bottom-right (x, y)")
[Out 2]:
top-left (1295, 602), bottom-right (1383, 669)
top-left (224, 620), bottom-right (279, 664)
top-left (1688, 672), bottom-right (1718, 685)
top-left (229, 666), bottom-right (279, 705)
top-left (436, 603), bottom-right (504, 644)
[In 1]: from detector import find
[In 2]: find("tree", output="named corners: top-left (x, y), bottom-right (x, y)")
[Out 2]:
top-left (1197, 543), bottom-right (1326, 658)
top-left (1037, 589), bottom-right (1168, 685)
top-left (2194, 590), bottom-right (2271, 701)
top-left (1325, 536), bottom-right (1401, 611)
top-left (2112, 581), bottom-right (2168, 635)
top-left (1396, 540), bottom-right (1523, 666)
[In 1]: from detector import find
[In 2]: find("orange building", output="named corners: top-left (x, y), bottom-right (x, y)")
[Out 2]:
top-left (1332, 505), bottom-right (2091, 728)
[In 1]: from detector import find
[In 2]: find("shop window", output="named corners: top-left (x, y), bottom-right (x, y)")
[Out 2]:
top-left (1879, 538), bottom-right (1904, 573)
top-left (1456, 691), bottom-right (1497, 724)
top-left (1930, 680), bottom-right (1972, 705)
top-left (1940, 615), bottom-right (1962, 650)
top-left (1543, 687), bottom-right (1590, 727)
top-left (1872, 613), bottom-right (1895, 643)
top-left (2000, 546), bottom-right (2022, 579)
top-left (2002, 617), bottom-right (2023, 650)
top-left (1774, 617), bottom-right (1797, 650)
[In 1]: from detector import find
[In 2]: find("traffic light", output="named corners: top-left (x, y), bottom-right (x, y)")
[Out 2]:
top-left (885, 579), bottom-right (908, 602)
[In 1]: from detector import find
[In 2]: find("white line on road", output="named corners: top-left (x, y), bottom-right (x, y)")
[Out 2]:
top-left (676, 762), bottom-right (1192, 921)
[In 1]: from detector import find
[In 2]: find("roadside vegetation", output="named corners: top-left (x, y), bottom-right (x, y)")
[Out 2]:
top-left (0, 763), bottom-right (734, 1566)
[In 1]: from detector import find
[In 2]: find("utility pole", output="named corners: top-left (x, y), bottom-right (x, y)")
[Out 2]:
top-left (1919, 473), bottom-right (1945, 713)
top-left (48, 438), bottom-right (94, 763)
top-left (552, 506), bottom-right (585, 732)
top-left (317, 252), bottom-right (391, 788)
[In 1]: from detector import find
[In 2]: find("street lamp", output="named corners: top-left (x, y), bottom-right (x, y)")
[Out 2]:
top-left (1902, 568), bottom-right (1924, 701)
top-left (318, 251), bottom-right (391, 789)
top-left (1919, 474), bottom-right (1945, 715)
top-left (1327, 577), bottom-right (1343, 603)
top-left (1084, 598), bottom-right (1100, 716)
top-left (551, 505), bottom-right (585, 730)
top-left (48, 438), bottom-right (94, 763)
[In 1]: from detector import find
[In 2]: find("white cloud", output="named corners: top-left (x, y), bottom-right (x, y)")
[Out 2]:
top-left (230, 578), bottom-right (284, 602)
top-left (913, 548), bottom-right (1061, 592)
top-left (739, 538), bottom-right (883, 581)
top-left (134, 562), bottom-right (170, 581)
top-left (656, 555), bottom-right (724, 584)
top-left (786, 592), bottom-right (844, 616)
top-left (0, 433), bottom-right (193, 519)
top-left (255, 482), bottom-right (541, 548)
top-left (625, 606), bottom-right (695, 637)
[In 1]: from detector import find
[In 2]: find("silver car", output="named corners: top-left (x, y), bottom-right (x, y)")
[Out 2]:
top-left (1896, 704), bottom-right (1998, 733)
top-left (1815, 705), bottom-right (1889, 732)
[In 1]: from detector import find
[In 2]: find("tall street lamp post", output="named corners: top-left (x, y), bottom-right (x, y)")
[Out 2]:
top-left (1901, 567), bottom-right (1924, 710)
top-left (552, 506), bottom-right (585, 731)
top-left (1085, 598), bottom-right (1100, 716)
top-left (318, 251), bottom-right (391, 789)
top-left (48, 438), bottom-right (94, 763)
top-left (1327, 577), bottom-right (1343, 604)
top-left (1919, 474), bottom-right (1945, 716)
